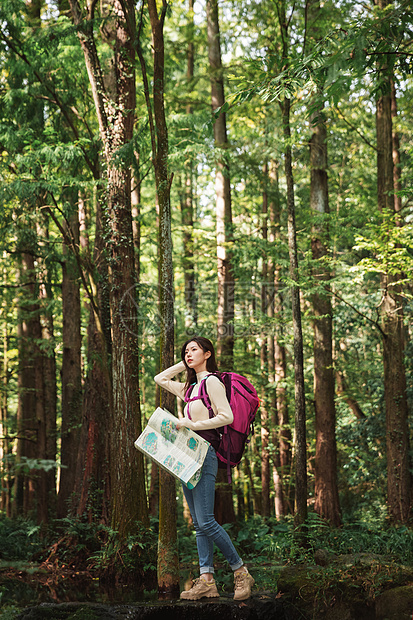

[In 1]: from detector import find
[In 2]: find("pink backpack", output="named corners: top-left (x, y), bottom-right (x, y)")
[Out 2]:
top-left (184, 372), bottom-right (259, 482)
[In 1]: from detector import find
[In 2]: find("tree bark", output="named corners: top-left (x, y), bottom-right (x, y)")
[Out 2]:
top-left (206, 0), bottom-right (234, 369)
top-left (205, 0), bottom-right (236, 525)
top-left (260, 165), bottom-right (270, 518)
top-left (0, 276), bottom-right (12, 516)
top-left (73, 198), bottom-right (112, 523)
top-left (268, 159), bottom-right (288, 518)
top-left (58, 199), bottom-right (82, 519)
top-left (335, 371), bottom-right (366, 420)
top-left (376, 0), bottom-right (411, 523)
top-left (310, 106), bottom-right (341, 527)
top-left (277, 0), bottom-right (307, 528)
top-left (68, 0), bottom-right (148, 536)
top-left (14, 248), bottom-right (40, 519)
top-left (36, 220), bottom-right (57, 525)
top-left (282, 95), bottom-right (307, 529)
top-left (145, 0), bottom-right (179, 594)
top-left (181, 0), bottom-right (197, 332)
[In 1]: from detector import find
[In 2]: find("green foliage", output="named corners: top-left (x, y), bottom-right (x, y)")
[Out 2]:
top-left (230, 0), bottom-right (413, 108)
top-left (0, 605), bottom-right (20, 620)
top-left (0, 516), bottom-right (42, 561)
top-left (177, 513), bottom-right (413, 597)
top-left (351, 215), bottom-right (413, 290)
top-left (87, 519), bottom-right (157, 575)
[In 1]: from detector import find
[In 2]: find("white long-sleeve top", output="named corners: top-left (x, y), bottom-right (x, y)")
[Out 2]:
top-left (154, 361), bottom-right (233, 431)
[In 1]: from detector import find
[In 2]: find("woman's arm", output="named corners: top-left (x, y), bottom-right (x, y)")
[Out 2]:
top-left (154, 361), bottom-right (186, 400)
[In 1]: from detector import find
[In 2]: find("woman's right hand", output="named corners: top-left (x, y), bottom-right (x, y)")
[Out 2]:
top-left (176, 417), bottom-right (195, 431)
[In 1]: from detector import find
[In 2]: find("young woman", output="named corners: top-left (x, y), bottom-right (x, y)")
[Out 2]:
top-left (154, 337), bottom-right (255, 601)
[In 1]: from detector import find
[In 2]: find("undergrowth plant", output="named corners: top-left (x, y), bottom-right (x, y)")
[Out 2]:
top-left (0, 516), bottom-right (42, 561)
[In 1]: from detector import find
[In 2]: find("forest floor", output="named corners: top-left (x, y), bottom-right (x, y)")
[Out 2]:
top-left (2, 516), bottom-right (413, 619)
top-left (1, 552), bottom-right (413, 620)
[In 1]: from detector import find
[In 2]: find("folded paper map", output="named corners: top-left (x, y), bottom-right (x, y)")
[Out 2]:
top-left (134, 407), bottom-right (209, 489)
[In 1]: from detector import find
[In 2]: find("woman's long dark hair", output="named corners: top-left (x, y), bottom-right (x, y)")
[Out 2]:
top-left (181, 337), bottom-right (219, 394)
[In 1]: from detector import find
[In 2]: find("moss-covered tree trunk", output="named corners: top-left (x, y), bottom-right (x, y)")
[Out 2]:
top-left (73, 197), bottom-right (112, 523)
top-left (58, 200), bottom-right (82, 519)
top-left (36, 218), bottom-right (57, 525)
top-left (278, 0), bottom-right (307, 528)
top-left (310, 108), bottom-right (341, 527)
top-left (68, 0), bottom-right (148, 536)
top-left (260, 170), bottom-right (270, 518)
top-left (375, 6), bottom-right (411, 522)
top-left (206, 0), bottom-right (236, 526)
top-left (268, 159), bottom-right (289, 518)
top-left (0, 297), bottom-right (12, 516)
top-left (206, 0), bottom-right (234, 369)
top-left (14, 247), bottom-right (40, 519)
top-left (181, 0), bottom-right (197, 333)
top-left (146, 0), bottom-right (179, 594)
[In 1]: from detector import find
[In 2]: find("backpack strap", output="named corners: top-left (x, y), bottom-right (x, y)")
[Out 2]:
top-left (200, 375), bottom-right (231, 484)
top-left (184, 376), bottom-right (215, 420)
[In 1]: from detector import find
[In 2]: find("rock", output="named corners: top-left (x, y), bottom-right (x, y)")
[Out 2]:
top-left (375, 585), bottom-right (413, 620)
top-left (16, 593), bottom-right (290, 620)
top-left (314, 549), bottom-right (336, 567)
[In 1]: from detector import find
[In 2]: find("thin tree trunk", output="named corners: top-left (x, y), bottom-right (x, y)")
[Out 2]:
top-left (58, 199), bottom-right (82, 519)
top-left (145, 0), bottom-right (179, 594)
top-left (0, 278), bottom-right (12, 516)
top-left (244, 453), bottom-right (261, 515)
top-left (14, 249), bottom-right (39, 518)
top-left (278, 0), bottom-right (307, 528)
top-left (391, 80), bottom-right (402, 218)
top-left (181, 0), bottom-right (197, 332)
top-left (282, 95), bottom-right (307, 529)
top-left (36, 220), bottom-right (57, 525)
top-left (132, 160), bottom-right (141, 283)
top-left (310, 104), bottom-right (341, 527)
top-left (206, 0), bottom-right (236, 525)
top-left (73, 194), bottom-right (112, 523)
top-left (335, 371), bottom-right (366, 420)
top-left (261, 165), bottom-right (270, 518)
top-left (268, 160), bottom-right (288, 518)
top-left (376, 50), bottom-right (411, 522)
top-left (206, 0), bottom-right (234, 369)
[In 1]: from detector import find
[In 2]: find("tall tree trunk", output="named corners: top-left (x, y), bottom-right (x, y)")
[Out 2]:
top-left (375, 17), bottom-right (411, 521)
top-left (335, 371), bottom-right (366, 420)
top-left (14, 248), bottom-right (39, 518)
top-left (36, 220), bottom-right (57, 525)
top-left (391, 80), bottom-right (402, 219)
top-left (132, 160), bottom-right (141, 284)
top-left (0, 275), bottom-right (12, 516)
top-left (181, 0), bottom-right (197, 332)
top-left (260, 165), bottom-right (270, 518)
top-left (268, 159), bottom-right (288, 518)
top-left (310, 105), bottom-right (341, 526)
top-left (68, 0), bottom-right (148, 536)
top-left (206, 0), bottom-right (234, 369)
top-left (278, 0), bottom-right (307, 529)
top-left (73, 196), bottom-right (112, 522)
top-left (282, 95), bottom-right (307, 528)
top-left (206, 0), bottom-right (236, 525)
top-left (145, 0), bottom-right (179, 594)
top-left (58, 199), bottom-right (82, 519)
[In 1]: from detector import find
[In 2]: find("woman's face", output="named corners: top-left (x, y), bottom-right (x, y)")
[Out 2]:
top-left (184, 341), bottom-right (211, 373)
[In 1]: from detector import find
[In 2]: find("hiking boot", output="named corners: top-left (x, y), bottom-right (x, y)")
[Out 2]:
top-left (180, 577), bottom-right (220, 600)
top-left (233, 570), bottom-right (255, 601)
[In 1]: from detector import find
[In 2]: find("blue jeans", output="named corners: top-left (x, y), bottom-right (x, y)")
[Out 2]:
top-left (182, 445), bottom-right (243, 575)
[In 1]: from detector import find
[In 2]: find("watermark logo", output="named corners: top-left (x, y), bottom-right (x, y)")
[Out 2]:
top-left (119, 281), bottom-right (281, 339)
